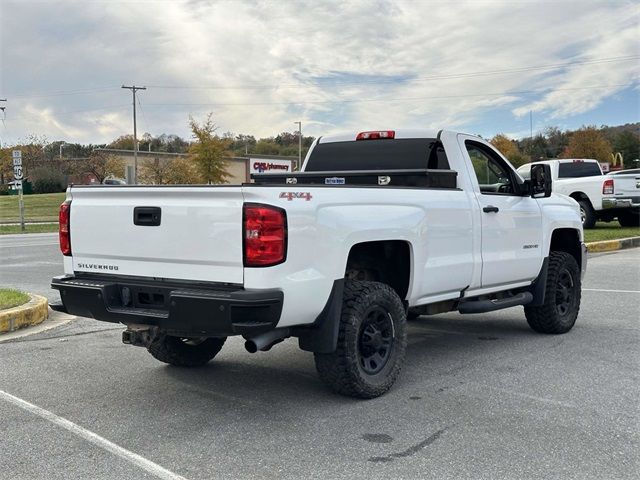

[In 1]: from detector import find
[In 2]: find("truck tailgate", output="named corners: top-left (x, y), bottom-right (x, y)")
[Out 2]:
top-left (68, 186), bottom-right (244, 284)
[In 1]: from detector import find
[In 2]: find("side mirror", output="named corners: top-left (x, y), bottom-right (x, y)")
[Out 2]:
top-left (530, 163), bottom-right (552, 198)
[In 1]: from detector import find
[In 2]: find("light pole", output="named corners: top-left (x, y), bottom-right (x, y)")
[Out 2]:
top-left (295, 121), bottom-right (302, 170)
top-left (0, 98), bottom-right (6, 148)
top-left (59, 141), bottom-right (66, 159)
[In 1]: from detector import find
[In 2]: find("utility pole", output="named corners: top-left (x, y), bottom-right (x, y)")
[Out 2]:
top-left (0, 99), bottom-right (6, 148)
top-left (122, 85), bottom-right (146, 184)
top-left (295, 121), bottom-right (302, 170)
top-left (529, 110), bottom-right (533, 139)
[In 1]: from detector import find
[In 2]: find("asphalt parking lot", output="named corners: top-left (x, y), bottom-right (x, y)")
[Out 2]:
top-left (0, 233), bottom-right (638, 480)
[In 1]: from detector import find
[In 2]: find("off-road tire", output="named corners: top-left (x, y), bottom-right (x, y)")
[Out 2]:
top-left (524, 251), bottom-right (581, 334)
top-left (147, 334), bottom-right (226, 367)
top-left (618, 210), bottom-right (640, 227)
top-left (578, 200), bottom-right (597, 229)
top-left (314, 280), bottom-right (407, 398)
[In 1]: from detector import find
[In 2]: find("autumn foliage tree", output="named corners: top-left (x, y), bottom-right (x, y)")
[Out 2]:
top-left (490, 134), bottom-right (528, 167)
top-left (139, 157), bottom-right (201, 185)
top-left (188, 114), bottom-right (231, 184)
top-left (561, 126), bottom-right (613, 162)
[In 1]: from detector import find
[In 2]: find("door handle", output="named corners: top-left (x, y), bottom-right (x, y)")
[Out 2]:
top-left (134, 206), bottom-right (162, 226)
top-left (483, 205), bottom-right (499, 213)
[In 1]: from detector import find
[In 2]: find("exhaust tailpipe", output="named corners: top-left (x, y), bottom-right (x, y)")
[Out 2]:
top-left (245, 328), bottom-right (290, 353)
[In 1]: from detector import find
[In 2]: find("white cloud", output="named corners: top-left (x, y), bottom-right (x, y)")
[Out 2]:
top-left (0, 0), bottom-right (638, 145)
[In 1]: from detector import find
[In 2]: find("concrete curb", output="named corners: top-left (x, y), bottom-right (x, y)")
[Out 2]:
top-left (586, 236), bottom-right (640, 253)
top-left (0, 294), bottom-right (49, 334)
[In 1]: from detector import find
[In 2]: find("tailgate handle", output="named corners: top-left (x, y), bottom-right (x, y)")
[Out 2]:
top-left (134, 207), bottom-right (161, 226)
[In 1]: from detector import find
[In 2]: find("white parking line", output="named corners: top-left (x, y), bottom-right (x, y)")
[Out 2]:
top-left (0, 242), bottom-right (59, 248)
top-left (0, 389), bottom-right (188, 480)
top-left (583, 288), bottom-right (640, 294)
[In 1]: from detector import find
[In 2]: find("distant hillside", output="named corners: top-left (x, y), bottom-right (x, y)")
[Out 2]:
top-left (600, 122), bottom-right (640, 137)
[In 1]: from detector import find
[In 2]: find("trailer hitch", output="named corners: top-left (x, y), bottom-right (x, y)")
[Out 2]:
top-left (122, 326), bottom-right (156, 347)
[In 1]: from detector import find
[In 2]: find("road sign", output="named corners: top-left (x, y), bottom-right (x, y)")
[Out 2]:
top-left (13, 156), bottom-right (22, 166)
top-left (14, 180), bottom-right (22, 190)
top-left (14, 165), bottom-right (23, 180)
top-left (12, 150), bottom-right (22, 159)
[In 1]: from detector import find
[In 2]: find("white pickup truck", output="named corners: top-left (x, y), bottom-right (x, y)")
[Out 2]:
top-left (516, 159), bottom-right (610, 228)
top-left (602, 168), bottom-right (640, 227)
top-left (52, 130), bottom-right (586, 398)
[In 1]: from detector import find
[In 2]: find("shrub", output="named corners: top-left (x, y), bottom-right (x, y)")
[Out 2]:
top-left (30, 166), bottom-right (67, 193)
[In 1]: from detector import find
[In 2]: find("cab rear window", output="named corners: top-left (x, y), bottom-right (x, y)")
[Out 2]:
top-left (558, 161), bottom-right (602, 178)
top-left (305, 138), bottom-right (449, 171)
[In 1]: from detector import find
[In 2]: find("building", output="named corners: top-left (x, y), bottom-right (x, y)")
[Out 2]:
top-left (94, 148), bottom-right (296, 184)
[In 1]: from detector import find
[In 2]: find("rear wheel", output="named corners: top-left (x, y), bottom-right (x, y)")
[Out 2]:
top-left (524, 251), bottom-right (581, 334)
top-left (578, 200), bottom-right (596, 229)
top-left (618, 210), bottom-right (640, 227)
top-left (147, 334), bottom-right (226, 367)
top-left (314, 280), bottom-right (407, 398)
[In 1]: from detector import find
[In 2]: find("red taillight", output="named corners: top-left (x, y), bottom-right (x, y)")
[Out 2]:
top-left (243, 203), bottom-right (287, 267)
top-left (356, 130), bottom-right (395, 140)
top-left (602, 178), bottom-right (614, 195)
top-left (59, 201), bottom-right (71, 256)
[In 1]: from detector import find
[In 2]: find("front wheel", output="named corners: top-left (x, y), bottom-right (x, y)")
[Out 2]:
top-left (314, 280), bottom-right (407, 398)
top-left (147, 334), bottom-right (226, 367)
top-left (524, 251), bottom-right (581, 334)
top-left (578, 200), bottom-right (597, 229)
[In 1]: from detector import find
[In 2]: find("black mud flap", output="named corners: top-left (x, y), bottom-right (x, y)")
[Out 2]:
top-left (293, 279), bottom-right (344, 354)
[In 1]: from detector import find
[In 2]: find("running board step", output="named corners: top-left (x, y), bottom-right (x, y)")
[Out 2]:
top-left (458, 292), bottom-right (533, 314)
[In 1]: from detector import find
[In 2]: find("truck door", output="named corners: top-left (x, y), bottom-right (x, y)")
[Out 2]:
top-left (462, 139), bottom-right (543, 288)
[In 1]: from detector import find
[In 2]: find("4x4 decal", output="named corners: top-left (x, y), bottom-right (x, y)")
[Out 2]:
top-left (280, 192), bottom-right (313, 201)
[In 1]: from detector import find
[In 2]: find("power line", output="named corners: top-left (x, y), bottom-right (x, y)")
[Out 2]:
top-left (8, 86), bottom-right (119, 99)
top-left (142, 82), bottom-right (636, 108)
top-left (8, 104), bottom-right (130, 120)
top-left (2, 55), bottom-right (637, 99)
top-left (145, 55), bottom-right (640, 90)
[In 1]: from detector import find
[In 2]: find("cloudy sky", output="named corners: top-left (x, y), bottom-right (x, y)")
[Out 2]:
top-left (0, 0), bottom-right (638, 146)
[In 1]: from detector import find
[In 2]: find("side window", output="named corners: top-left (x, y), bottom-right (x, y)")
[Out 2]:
top-left (465, 142), bottom-right (516, 195)
top-left (427, 141), bottom-right (450, 170)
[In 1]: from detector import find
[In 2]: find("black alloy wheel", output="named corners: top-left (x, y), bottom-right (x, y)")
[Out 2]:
top-left (555, 267), bottom-right (575, 317)
top-left (358, 307), bottom-right (394, 375)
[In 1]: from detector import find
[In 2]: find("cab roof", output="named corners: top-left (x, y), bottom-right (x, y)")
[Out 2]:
top-left (318, 129), bottom-right (443, 144)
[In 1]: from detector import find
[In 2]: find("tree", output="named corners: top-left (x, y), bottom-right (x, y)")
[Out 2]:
top-left (490, 134), bottom-right (529, 167)
top-left (108, 135), bottom-right (135, 150)
top-left (0, 148), bottom-right (12, 184)
top-left (490, 134), bottom-right (518, 158)
top-left (228, 133), bottom-right (257, 155)
top-left (521, 134), bottom-right (548, 161)
top-left (165, 157), bottom-right (201, 184)
top-left (254, 139), bottom-right (280, 155)
top-left (75, 152), bottom-right (125, 183)
top-left (138, 157), bottom-right (201, 185)
top-left (561, 126), bottom-right (612, 162)
top-left (138, 158), bottom-right (174, 185)
top-left (188, 114), bottom-right (231, 184)
top-left (611, 131), bottom-right (640, 168)
top-left (543, 126), bottom-right (570, 158)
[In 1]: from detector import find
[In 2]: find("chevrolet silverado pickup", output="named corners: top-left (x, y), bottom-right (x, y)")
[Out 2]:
top-left (52, 130), bottom-right (586, 398)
